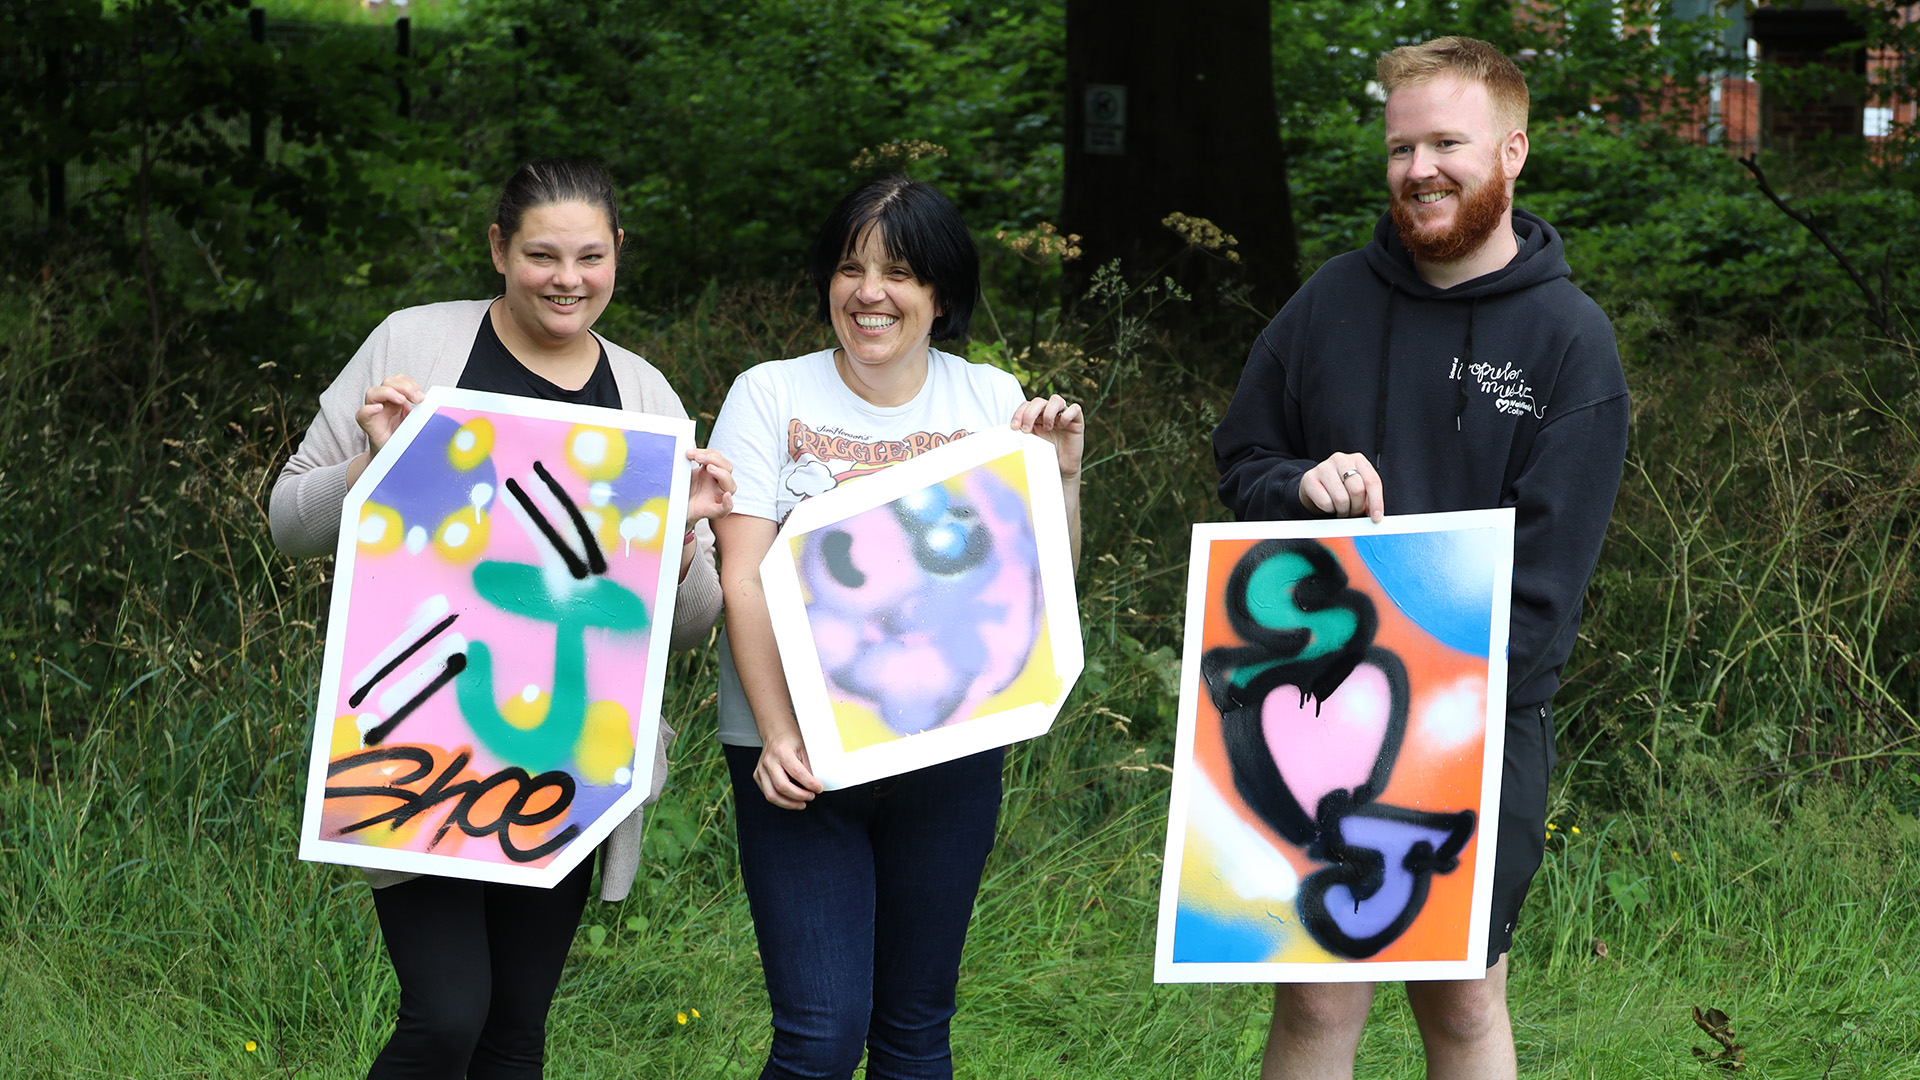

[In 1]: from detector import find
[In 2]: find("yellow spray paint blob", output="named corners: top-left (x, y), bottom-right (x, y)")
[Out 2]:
top-left (575, 700), bottom-right (636, 784)
top-left (501, 684), bottom-right (551, 731)
top-left (615, 497), bottom-right (670, 556)
top-left (331, 714), bottom-right (365, 757)
top-left (433, 508), bottom-right (491, 561)
top-left (357, 503), bottom-right (405, 555)
top-left (448, 418), bottom-right (495, 470)
top-left (566, 425), bottom-right (628, 481)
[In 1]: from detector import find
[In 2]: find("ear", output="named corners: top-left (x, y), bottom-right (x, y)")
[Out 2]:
top-left (1502, 128), bottom-right (1529, 182)
top-left (615, 227), bottom-right (626, 252)
top-left (489, 223), bottom-right (509, 275)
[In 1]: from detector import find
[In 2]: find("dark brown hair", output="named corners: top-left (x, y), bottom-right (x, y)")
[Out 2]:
top-left (493, 158), bottom-right (621, 245)
top-left (806, 175), bottom-right (979, 341)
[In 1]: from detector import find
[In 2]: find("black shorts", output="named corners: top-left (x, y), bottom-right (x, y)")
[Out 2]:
top-left (1486, 699), bottom-right (1556, 967)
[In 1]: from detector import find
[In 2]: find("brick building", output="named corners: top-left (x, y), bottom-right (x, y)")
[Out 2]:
top-left (1668, 0), bottom-right (1915, 156)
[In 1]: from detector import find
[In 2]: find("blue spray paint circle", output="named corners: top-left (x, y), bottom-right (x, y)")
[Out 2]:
top-left (1352, 529), bottom-right (1497, 658)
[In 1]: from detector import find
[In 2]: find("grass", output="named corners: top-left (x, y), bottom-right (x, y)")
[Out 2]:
top-left (253, 0), bottom-right (467, 27)
top-left (3, 720), bottom-right (1916, 1077)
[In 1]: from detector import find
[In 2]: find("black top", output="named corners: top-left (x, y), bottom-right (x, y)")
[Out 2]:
top-left (459, 307), bottom-right (622, 408)
top-left (1214, 209), bottom-right (1629, 707)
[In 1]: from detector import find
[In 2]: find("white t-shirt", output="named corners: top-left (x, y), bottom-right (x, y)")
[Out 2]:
top-left (708, 346), bottom-right (1029, 747)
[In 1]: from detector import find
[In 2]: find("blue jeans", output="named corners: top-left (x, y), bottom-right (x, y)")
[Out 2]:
top-left (724, 743), bottom-right (1004, 1080)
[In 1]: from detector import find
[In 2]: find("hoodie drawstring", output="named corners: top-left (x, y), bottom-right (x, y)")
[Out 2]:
top-left (1454, 297), bottom-right (1479, 432)
top-left (1373, 286), bottom-right (1395, 467)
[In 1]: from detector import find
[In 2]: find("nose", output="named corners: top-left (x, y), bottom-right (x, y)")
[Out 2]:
top-left (1406, 146), bottom-right (1440, 180)
top-left (855, 268), bottom-right (887, 303)
top-left (554, 259), bottom-right (583, 288)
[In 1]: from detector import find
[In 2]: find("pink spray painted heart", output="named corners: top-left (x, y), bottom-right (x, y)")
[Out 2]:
top-left (1260, 662), bottom-right (1394, 822)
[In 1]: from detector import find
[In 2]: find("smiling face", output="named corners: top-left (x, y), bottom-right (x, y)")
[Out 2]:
top-left (829, 226), bottom-right (942, 379)
top-left (1383, 73), bottom-right (1527, 266)
top-left (489, 200), bottom-right (622, 352)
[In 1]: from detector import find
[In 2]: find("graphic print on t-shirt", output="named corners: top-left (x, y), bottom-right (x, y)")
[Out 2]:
top-left (777, 418), bottom-right (973, 517)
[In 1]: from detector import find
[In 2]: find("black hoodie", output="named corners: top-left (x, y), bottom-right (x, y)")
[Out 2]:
top-left (1215, 209), bottom-right (1628, 707)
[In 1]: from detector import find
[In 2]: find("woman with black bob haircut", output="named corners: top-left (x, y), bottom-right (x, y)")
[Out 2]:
top-left (270, 158), bottom-right (735, 1078)
top-left (801, 176), bottom-right (980, 341)
top-left (707, 175), bottom-right (1085, 1080)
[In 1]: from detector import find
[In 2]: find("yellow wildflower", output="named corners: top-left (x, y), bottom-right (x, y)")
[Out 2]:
top-left (850, 140), bottom-right (950, 170)
top-left (1162, 213), bottom-right (1243, 261)
top-left (677, 1012), bottom-right (689, 1025)
top-left (245, 1041), bottom-right (257, 1052)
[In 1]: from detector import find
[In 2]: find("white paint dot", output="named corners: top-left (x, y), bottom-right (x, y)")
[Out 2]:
top-left (454, 430), bottom-right (477, 452)
top-left (614, 767), bottom-right (632, 786)
top-left (588, 481), bottom-right (613, 507)
top-left (358, 514), bottom-right (388, 544)
top-left (620, 511), bottom-right (661, 542)
top-left (443, 522), bottom-right (470, 547)
top-left (572, 431), bottom-right (608, 466)
top-left (521, 684), bottom-right (541, 703)
top-left (406, 526), bottom-right (428, 554)
top-left (356, 712), bottom-right (382, 734)
top-left (470, 482), bottom-right (493, 509)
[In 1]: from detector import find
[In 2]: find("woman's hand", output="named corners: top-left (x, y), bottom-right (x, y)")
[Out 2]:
top-left (1011, 394), bottom-right (1086, 566)
top-left (346, 375), bottom-right (425, 488)
top-left (753, 727), bottom-right (824, 810)
top-left (356, 375), bottom-right (425, 457)
top-left (685, 447), bottom-right (736, 523)
top-left (1011, 394), bottom-right (1085, 482)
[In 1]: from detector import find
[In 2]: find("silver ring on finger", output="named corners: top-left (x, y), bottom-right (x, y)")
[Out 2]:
top-left (1339, 469), bottom-right (1360, 481)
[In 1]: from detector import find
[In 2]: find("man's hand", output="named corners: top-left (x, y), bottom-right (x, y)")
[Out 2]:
top-left (1299, 452), bottom-right (1384, 522)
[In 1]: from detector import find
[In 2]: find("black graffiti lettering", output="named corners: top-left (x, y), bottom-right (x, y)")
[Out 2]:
top-left (324, 746), bottom-right (581, 863)
top-left (349, 613), bottom-right (460, 708)
top-left (362, 651), bottom-right (468, 746)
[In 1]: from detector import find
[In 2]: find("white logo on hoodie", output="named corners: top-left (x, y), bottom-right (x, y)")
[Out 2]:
top-left (1449, 357), bottom-right (1545, 419)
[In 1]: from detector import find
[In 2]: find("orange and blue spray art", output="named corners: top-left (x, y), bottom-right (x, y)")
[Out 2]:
top-left (1166, 521), bottom-right (1505, 973)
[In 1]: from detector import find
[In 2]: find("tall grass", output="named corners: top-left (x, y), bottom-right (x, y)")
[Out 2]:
top-left (2, 240), bottom-right (1917, 1076)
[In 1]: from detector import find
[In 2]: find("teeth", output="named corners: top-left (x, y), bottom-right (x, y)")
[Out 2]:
top-left (853, 314), bottom-right (897, 329)
top-left (1414, 191), bottom-right (1451, 204)
top-left (548, 296), bottom-right (582, 306)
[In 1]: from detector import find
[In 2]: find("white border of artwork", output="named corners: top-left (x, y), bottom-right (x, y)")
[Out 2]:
top-left (1154, 509), bottom-right (1514, 983)
top-left (299, 386), bottom-right (694, 887)
top-left (759, 426), bottom-right (1084, 789)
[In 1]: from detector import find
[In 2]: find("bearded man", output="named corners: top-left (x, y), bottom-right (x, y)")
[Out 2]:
top-left (1213, 36), bottom-right (1629, 1080)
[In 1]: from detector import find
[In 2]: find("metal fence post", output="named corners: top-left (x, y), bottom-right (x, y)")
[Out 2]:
top-left (45, 42), bottom-right (67, 222)
top-left (395, 15), bottom-right (411, 119)
top-left (249, 6), bottom-right (267, 159)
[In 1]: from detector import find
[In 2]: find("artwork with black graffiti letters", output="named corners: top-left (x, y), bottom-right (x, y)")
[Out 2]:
top-left (1155, 512), bottom-right (1515, 982)
top-left (298, 387), bottom-right (694, 888)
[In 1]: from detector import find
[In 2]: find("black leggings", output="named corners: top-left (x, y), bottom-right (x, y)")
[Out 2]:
top-left (366, 854), bottom-right (594, 1079)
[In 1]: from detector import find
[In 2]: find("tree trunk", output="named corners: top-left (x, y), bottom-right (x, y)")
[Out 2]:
top-left (1063, 0), bottom-right (1298, 339)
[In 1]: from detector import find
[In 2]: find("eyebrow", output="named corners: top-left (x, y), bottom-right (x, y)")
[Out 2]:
top-left (521, 238), bottom-right (610, 250)
top-left (1384, 128), bottom-right (1474, 143)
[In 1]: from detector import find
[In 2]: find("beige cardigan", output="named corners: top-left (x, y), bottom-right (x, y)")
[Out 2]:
top-left (269, 299), bottom-right (721, 902)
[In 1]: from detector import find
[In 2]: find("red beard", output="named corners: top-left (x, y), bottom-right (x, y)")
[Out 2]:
top-left (1389, 172), bottom-right (1510, 265)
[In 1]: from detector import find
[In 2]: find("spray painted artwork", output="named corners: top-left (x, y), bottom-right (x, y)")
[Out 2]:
top-left (1155, 511), bottom-right (1514, 982)
top-left (760, 427), bottom-right (1083, 789)
top-left (299, 386), bottom-right (692, 887)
